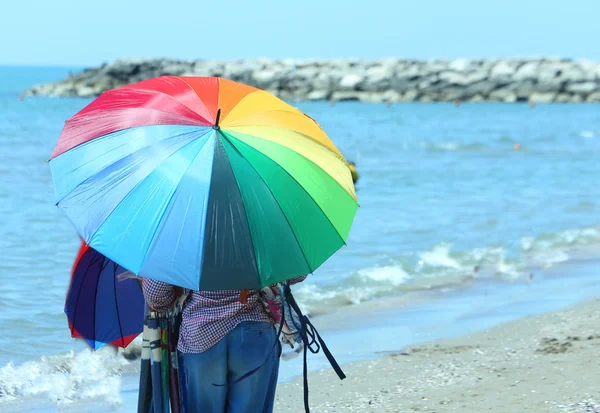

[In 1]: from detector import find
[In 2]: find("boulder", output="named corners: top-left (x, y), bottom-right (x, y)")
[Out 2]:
top-left (436, 87), bottom-right (468, 101)
top-left (505, 80), bottom-right (537, 98)
top-left (438, 71), bottom-right (487, 86)
top-left (464, 81), bottom-right (499, 96)
top-left (381, 90), bottom-right (402, 102)
top-left (437, 71), bottom-right (465, 85)
top-left (558, 66), bottom-right (586, 83)
top-left (331, 91), bottom-right (379, 102)
top-left (338, 74), bottom-right (364, 91)
top-left (468, 94), bottom-right (485, 102)
top-left (311, 70), bottom-right (343, 90)
top-left (400, 89), bottom-right (419, 101)
top-left (555, 93), bottom-right (583, 103)
top-left (159, 63), bottom-right (190, 76)
top-left (447, 58), bottom-right (473, 72)
top-left (586, 91), bottom-right (600, 102)
top-left (417, 75), bottom-right (439, 90)
top-left (528, 92), bottom-right (556, 103)
top-left (489, 60), bottom-right (518, 80)
top-left (513, 61), bottom-right (539, 81)
top-left (421, 59), bottom-right (450, 75)
top-left (488, 88), bottom-right (517, 102)
top-left (252, 70), bottom-right (280, 89)
top-left (306, 90), bottom-right (329, 101)
top-left (361, 65), bottom-right (394, 91)
top-left (565, 82), bottom-right (598, 94)
top-left (395, 64), bottom-right (421, 80)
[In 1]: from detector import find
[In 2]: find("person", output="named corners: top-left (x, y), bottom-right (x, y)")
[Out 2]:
top-left (348, 161), bottom-right (359, 184)
top-left (142, 275), bottom-right (307, 413)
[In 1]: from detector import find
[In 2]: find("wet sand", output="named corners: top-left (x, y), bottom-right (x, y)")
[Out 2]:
top-left (275, 297), bottom-right (600, 413)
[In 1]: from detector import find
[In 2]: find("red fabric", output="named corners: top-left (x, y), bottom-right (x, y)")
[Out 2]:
top-left (68, 320), bottom-right (83, 339)
top-left (111, 332), bottom-right (139, 348)
top-left (49, 76), bottom-right (223, 159)
top-left (177, 76), bottom-right (220, 121)
top-left (70, 240), bottom-right (90, 278)
top-left (51, 108), bottom-right (205, 159)
top-left (76, 88), bottom-right (210, 122)
top-left (122, 76), bottom-right (219, 123)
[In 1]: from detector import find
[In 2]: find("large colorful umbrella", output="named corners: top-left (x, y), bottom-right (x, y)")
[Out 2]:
top-left (51, 76), bottom-right (358, 290)
top-left (65, 241), bottom-right (145, 349)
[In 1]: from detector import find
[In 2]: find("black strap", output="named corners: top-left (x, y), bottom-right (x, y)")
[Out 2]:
top-left (283, 283), bottom-right (346, 413)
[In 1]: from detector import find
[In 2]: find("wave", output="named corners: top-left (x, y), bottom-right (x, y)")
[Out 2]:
top-left (420, 142), bottom-right (488, 152)
top-left (295, 224), bottom-right (600, 314)
top-left (0, 341), bottom-right (141, 408)
top-left (580, 130), bottom-right (596, 138)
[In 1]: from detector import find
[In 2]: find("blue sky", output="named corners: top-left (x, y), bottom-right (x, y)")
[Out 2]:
top-left (4, 0), bottom-right (599, 66)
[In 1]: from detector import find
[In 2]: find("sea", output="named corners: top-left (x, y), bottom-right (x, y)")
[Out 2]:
top-left (1, 66), bottom-right (600, 411)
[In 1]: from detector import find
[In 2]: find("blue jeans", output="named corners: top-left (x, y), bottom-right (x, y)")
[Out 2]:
top-left (181, 321), bottom-right (280, 413)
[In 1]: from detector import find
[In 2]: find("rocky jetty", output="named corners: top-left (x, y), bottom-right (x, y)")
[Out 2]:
top-left (26, 58), bottom-right (600, 103)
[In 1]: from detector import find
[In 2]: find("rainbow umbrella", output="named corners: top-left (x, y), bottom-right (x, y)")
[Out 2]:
top-left (50, 76), bottom-right (358, 290)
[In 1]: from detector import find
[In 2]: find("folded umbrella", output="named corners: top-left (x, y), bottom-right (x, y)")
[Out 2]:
top-left (65, 241), bottom-right (145, 349)
top-left (50, 76), bottom-right (358, 290)
top-left (137, 315), bottom-right (153, 413)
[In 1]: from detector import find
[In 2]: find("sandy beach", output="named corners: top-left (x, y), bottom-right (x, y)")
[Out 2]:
top-left (275, 297), bottom-right (600, 413)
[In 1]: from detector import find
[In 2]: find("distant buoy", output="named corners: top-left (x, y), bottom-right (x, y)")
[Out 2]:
top-left (514, 143), bottom-right (522, 150)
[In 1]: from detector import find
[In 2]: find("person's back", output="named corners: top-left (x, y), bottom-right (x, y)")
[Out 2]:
top-left (143, 277), bottom-right (306, 413)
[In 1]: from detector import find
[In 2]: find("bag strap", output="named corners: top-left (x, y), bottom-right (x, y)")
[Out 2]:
top-left (282, 283), bottom-right (346, 413)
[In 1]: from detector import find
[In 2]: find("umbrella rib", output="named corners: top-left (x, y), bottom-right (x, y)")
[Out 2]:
top-left (122, 86), bottom-right (213, 125)
top-left (220, 131), bottom-right (315, 275)
top-left (92, 256), bottom-right (113, 349)
top-left (112, 261), bottom-right (126, 348)
top-left (178, 77), bottom-right (220, 121)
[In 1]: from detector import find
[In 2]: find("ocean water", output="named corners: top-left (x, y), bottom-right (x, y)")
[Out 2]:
top-left (1, 66), bottom-right (600, 409)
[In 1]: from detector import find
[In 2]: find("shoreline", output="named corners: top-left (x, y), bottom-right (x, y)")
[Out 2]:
top-left (24, 57), bottom-right (600, 103)
top-left (2, 257), bottom-right (600, 412)
top-left (275, 297), bottom-right (600, 412)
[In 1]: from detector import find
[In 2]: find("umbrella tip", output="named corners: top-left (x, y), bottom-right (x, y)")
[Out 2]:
top-left (213, 108), bottom-right (221, 130)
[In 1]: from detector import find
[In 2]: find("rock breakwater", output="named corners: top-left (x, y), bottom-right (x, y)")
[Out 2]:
top-left (26, 58), bottom-right (600, 103)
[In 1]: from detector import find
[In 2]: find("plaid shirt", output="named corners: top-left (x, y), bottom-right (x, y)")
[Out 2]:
top-left (142, 276), bottom-right (307, 353)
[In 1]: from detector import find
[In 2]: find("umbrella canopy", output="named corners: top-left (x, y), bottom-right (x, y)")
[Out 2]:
top-left (65, 241), bottom-right (145, 349)
top-left (51, 76), bottom-right (358, 290)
